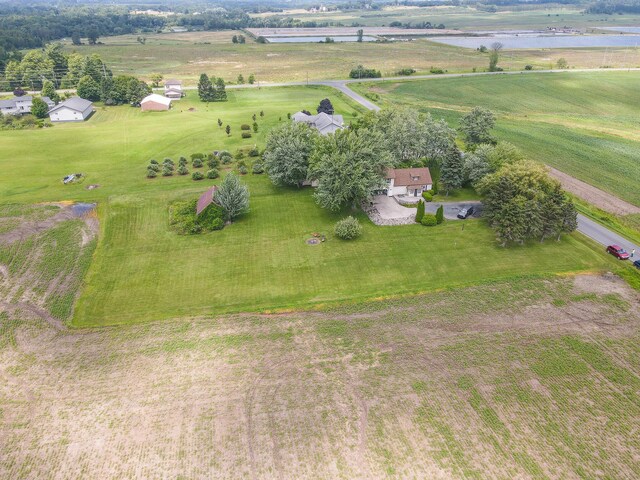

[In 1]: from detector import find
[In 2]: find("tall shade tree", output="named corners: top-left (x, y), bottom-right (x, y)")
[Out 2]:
top-left (20, 50), bottom-right (55, 89)
top-left (459, 107), bottom-right (496, 146)
top-left (150, 73), bottom-right (163, 87)
top-left (30, 97), bottom-right (49, 119)
top-left (439, 148), bottom-right (464, 195)
top-left (263, 122), bottom-right (317, 187)
top-left (317, 98), bottom-right (334, 114)
top-left (76, 75), bottom-right (101, 101)
top-left (41, 80), bottom-right (59, 103)
top-left (309, 128), bottom-right (392, 211)
top-left (214, 173), bottom-right (250, 221)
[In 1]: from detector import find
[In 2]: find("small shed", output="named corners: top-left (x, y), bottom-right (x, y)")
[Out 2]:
top-left (48, 97), bottom-right (94, 122)
top-left (140, 94), bottom-right (172, 111)
top-left (196, 186), bottom-right (218, 215)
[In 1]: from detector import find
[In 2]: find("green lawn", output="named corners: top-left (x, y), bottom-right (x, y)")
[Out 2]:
top-left (0, 86), bottom-right (614, 327)
top-left (354, 71), bottom-right (640, 207)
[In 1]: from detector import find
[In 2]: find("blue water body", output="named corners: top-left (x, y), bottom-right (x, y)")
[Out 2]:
top-left (266, 35), bottom-right (378, 43)
top-left (71, 203), bottom-right (96, 217)
top-left (429, 34), bottom-right (640, 49)
top-left (598, 27), bottom-right (640, 34)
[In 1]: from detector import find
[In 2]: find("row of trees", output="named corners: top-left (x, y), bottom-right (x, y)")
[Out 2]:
top-left (2, 47), bottom-right (111, 90)
top-left (197, 74), bottom-right (227, 102)
top-left (77, 74), bottom-right (151, 105)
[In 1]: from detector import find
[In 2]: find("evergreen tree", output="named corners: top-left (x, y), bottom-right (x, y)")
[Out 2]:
top-left (415, 200), bottom-right (425, 223)
top-left (214, 77), bottom-right (227, 101)
top-left (317, 98), bottom-right (335, 114)
top-left (197, 73), bottom-right (214, 102)
top-left (237, 73), bottom-right (244, 84)
top-left (214, 173), bottom-right (250, 221)
top-left (435, 205), bottom-right (444, 224)
top-left (225, 125), bottom-right (231, 136)
top-left (217, 118), bottom-right (223, 128)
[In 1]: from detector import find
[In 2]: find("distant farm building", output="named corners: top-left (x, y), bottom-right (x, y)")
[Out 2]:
top-left (196, 186), bottom-right (219, 215)
top-left (164, 79), bottom-right (184, 99)
top-left (292, 111), bottom-right (344, 135)
top-left (140, 94), bottom-right (172, 111)
top-left (48, 97), bottom-right (94, 122)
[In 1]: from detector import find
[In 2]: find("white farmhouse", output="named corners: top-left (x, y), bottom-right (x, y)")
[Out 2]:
top-left (48, 97), bottom-right (94, 122)
top-left (0, 96), bottom-right (55, 115)
top-left (385, 168), bottom-right (433, 197)
top-left (164, 79), bottom-right (184, 99)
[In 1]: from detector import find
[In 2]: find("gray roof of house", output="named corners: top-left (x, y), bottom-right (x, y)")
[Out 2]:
top-left (42, 96), bottom-right (55, 105)
top-left (0, 99), bottom-right (15, 108)
top-left (49, 97), bottom-right (93, 113)
top-left (15, 95), bottom-right (32, 102)
top-left (292, 111), bottom-right (344, 134)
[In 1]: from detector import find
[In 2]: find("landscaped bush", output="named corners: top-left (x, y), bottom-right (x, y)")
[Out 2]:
top-left (248, 147), bottom-right (260, 157)
top-left (178, 156), bottom-right (187, 166)
top-left (191, 153), bottom-right (205, 160)
top-left (168, 199), bottom-right (225, 235)
top-left (148, 163), bottom-right (160, 172)
top-left (422, 191), bottom-right (433, 202)
top-left (162, 166), bottom-right (173, 176)
top-left (240, 124), bottom-right (251, 130)
top-left (430, 67), bottom-right (445, 74)
top-left (206, 169), bottom-right (219, 179)
top-left (252, 163), bottom-right (264, 174)
top-left (221, 155), bottom-right (232, 164)
top-left (163, 158), bottom-right (174, 166)
top-left (238, 165), bottom-right (248, 175)
top-left (192, 171), bottom-right (204, 180)
top-left (193, 158), bottom-right (203, 168)
top-left (146, 168), bottom-right (157, 178)
top-left (397, 67), bottom-right (416, 76)
top-left (421, 214), bottom-right (437, 226)
top-left (436, 205), bottom-right (444, 224)
top-left (415, 200), bottom-right (425, 223)
top-left (177, 165), bottom-right (189, 175)
top-left (150, 159), bottom-right (158, 165)
top-left (524, 65), bottom-right (533, 70)
top-left (241, 132), bottom-right (252, 138)
top-left (334, 216), bottom-right (362, 240)
top-left (207, 157), bottom-right (220, 169)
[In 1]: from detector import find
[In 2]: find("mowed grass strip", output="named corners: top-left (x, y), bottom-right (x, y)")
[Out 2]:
top-left (354, 71), bottom-right (640, 206)
top-left (74, 178), bottom-right (609, 326)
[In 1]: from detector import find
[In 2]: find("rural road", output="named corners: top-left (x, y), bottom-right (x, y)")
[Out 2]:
top-left (578, 214), bottom-right (639, 260)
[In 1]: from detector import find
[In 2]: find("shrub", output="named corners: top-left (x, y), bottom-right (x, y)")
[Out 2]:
top-left (334, 216), bottom-right (362, 240)
top-left (240, 124), bottom-right (251, 130)
top-left (210, 217), bottom-right (224, 230)
top-left (430, 67), bottom-right (445, 74)
top-left (436, 205), bottom-right (444, 224)
top-left (421, 214), bottom-right (437, 226)
top-left (168, 199), bottom-right (225, 235)
top-left (248, 147), bottom-right (260, 157)
top-left (191, 153), bottom-right (205, 160)
top-left (148, 163), bottom-right (160, 172)
top-left (150, 159), bottom-right (158, 165)
top-left (177, 165), bottom-right (189, 175)
top-left (397, 67), bottom-right (416, 76)
top-left (163, 157), bottom-right (174, 166)
top-left (241, 132), bottom-right (252, 138)
top-left (252, 122), bottom-right (258, 132)
top-left (193, 158), bottom-right (203, 168)
top-left (207, 157), bottom-right (220, 169)
top-left (178, 156), bottom-right (187, 166)
top-left (146, 169), bottom-right (157, 178)
top-left (162, 166), bottom-right (173, 176)
top-left (234, 151), bottom-right (245, 159)
top-left (422, 191), bottom-right (433, 202)
top-left (252, 163), bottom-right (264, 174)
top-left (221, 155), bottom-right (232, 165)
top-left (524, 64), bottom-right (533, 70)
top-left (206, 168), bottom-right (219, 179)
top-left (192, 171), bottom-right (204, 180)
top-left (415, 200), bottom-right (425, 223)
top-left (238, 165), bottom-right (248, 175)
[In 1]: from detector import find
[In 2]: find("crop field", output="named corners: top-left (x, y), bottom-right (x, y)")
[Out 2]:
top-left (353, 71), bottom-right (640, 209)
top-left (2, 267), bottom-right (640, 478)
top-left (252, 5), bottom-right (640, 32)
top-left (61, 31), bottom-right (640, 84)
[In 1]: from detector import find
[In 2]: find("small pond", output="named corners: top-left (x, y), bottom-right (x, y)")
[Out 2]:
top-left (429, 34), bottom-right (640, 49)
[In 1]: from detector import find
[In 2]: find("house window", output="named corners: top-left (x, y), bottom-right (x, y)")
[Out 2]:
top-left (412, 176), bottom-right (419, 181)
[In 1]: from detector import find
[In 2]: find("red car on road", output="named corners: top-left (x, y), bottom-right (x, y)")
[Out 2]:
top-left (606, 245), bottom-right (630, 260)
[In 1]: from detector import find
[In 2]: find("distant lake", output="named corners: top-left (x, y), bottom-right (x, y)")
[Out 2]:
top-left (598, 27), bottom-right (640, 34)
top-left (266, 36), bottom-right (378, 43)
top-left (429, 35), bottom-right (640, 49)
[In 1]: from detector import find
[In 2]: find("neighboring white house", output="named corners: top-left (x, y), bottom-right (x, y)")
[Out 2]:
top-left (0, 96), bottom-right (55, 115)
top-left (292, 111), bottom-right (344, 135)
top-left (140, 93), bottom-right (172, 111)
top-left (164, 79), bottom-right (184, 99)
top-left (385, 167), bottom-right (433, 197)
top-left (48, 97), bottom-right (94, 122)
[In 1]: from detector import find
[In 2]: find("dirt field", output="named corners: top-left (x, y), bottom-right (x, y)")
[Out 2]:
top-left (2, 271), bottom-right (639, 479)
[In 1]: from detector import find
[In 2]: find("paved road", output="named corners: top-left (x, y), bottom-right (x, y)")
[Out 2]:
top-left (578, 214), bottom-right (639, 261)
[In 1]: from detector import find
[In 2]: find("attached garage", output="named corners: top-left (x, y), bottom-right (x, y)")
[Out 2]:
top-left (140, 94), bottom-right (172, 112)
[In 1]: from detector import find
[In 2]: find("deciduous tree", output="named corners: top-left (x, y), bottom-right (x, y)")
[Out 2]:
top-left (459, 107), bottom-right (496, 146)
top-left (263, 122), bottom-right (317, 187)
